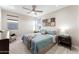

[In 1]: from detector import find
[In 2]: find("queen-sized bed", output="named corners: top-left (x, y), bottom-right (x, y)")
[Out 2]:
top-left (22, 28), bottom-right (58, 54)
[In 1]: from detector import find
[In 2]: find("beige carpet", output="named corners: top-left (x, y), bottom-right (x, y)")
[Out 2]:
top-left (9, 36), bottom-right (79, 54)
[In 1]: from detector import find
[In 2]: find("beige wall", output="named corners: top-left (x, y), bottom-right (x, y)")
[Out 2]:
top-left (0, 8), bottom-right (1, 30)
top-left (78, 6), bottom-right (79, 43)
top-left (1, 9), bottom-right (36, 37)
top-left (41, 6), bottom-right (79, 46)
top-left (0, 8), bottom-right (1, 39)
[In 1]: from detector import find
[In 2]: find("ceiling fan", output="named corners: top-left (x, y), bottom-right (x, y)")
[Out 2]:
top-left (23, 5), bottom-right (43, 15)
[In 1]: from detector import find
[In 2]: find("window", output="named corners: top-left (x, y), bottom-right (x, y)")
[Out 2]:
top-left (7, 20), bottom-right (18, 30)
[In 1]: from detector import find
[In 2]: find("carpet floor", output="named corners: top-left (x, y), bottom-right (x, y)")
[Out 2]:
top-left (9, 36), bottom-right (79, 54)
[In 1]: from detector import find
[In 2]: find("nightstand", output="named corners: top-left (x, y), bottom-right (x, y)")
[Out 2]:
top-left (57, 35), bottom-right (72, 50)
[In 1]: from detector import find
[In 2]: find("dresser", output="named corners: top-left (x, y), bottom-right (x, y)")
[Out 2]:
top-left (0, 39), bottom-right (9, 54)
top-left (0, 30), bottom-right (9, 54)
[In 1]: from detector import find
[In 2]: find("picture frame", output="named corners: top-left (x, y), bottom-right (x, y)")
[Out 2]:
top-left (51, 17), bottom-right (56, 26)
top-left (42, 17), bottom-right (56, 26)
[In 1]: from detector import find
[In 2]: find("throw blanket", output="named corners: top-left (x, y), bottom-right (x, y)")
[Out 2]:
top-left (22, 33), bottom-right (37, 49)
top-left (22, 33), bottom-right (56, 54)
top-left (31, 33), bottom-right (54, 54)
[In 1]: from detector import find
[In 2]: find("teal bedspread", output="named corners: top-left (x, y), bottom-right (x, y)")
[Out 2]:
top-left (31, 33), bottom-right (54, 54)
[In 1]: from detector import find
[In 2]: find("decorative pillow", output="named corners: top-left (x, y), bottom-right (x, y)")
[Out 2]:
top-left (40, 29), bottom-right (47, 35)
top-left (46, 30), bottom-right (57, 35)
top-left (40, 29), bottom-right (45, 33)
top-left (40, 28), bottom-right (58, 35)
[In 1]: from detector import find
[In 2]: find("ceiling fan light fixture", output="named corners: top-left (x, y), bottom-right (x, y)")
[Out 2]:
top-left (23, 5), bottom-right (43, 15)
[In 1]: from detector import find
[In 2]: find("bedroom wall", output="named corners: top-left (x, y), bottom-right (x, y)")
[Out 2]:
top-left (41, 6), bottom-right (79, 46)
top-left (0, 8), bottom-right (1, 39)
top-left (78, 6), bottom-right (79, 43)
top-left (1, 9), bottom-right (36, 37)
top-left (0, 8), bottom-right (1, 30)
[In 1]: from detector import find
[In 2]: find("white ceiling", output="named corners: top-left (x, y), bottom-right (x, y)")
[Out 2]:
top-left (0, 5), bottom-right (69, 17)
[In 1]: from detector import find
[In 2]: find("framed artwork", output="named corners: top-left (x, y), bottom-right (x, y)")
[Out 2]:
top-left (43, 19), bottom-right (48, 26)
top-left (51, 17), bottom-right (56, 26)
top-left (42, 17), bottom-right (56, 27)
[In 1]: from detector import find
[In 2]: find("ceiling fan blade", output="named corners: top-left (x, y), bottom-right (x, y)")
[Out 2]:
top-left (35, 10), bottom-right (43, 12)
top-left (23, 7), bottom-right (32, 11)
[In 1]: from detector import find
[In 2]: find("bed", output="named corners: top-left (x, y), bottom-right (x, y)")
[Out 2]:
top-left (31, 33), bottom-right (56, 54)
top-left (22, 28), bottom-right (58, 54)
